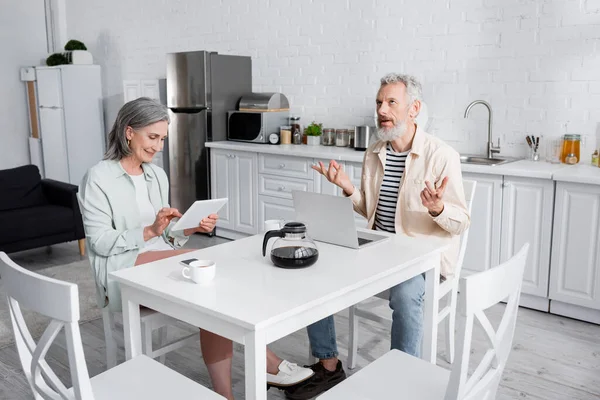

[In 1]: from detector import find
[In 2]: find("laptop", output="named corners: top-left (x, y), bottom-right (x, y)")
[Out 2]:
top-left (292, 191), bottom-right (391, 249)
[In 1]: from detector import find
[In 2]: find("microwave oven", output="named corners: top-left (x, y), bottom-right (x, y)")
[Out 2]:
top-left (227, 111), bottom-right (289, 143)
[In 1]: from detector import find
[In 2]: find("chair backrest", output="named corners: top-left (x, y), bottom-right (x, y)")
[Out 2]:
top-left (0, 252), bottom-right (94, 400)
top-left (444, 243), bottom-right (529, 400)
top-left (454, 179), bottom-right (477, 279)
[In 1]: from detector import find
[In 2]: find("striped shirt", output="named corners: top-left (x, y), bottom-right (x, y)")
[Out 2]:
top-left (374, 144), bottom-right (410, 233)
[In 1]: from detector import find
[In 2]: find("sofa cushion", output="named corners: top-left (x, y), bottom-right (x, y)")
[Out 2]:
top-left (0, 205), bottom-right (75, 245)
top-left (0, 165), bottom-right (46, 211)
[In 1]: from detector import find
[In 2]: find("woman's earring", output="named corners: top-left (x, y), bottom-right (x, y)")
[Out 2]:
top-left (127, 139), bottom-right (131, 147)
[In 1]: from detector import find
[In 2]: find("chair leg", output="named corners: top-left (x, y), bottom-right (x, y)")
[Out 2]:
top-left (102, 308), bottom-right (117, 369)
top-left (445, 292), bottom-right (457, 364)
top-left (347, 305), bottom-right (359, 370)
top-left (158, 326), bottom-right (168, 364)
top-left (78, 239), bottom-right (85, 256)
top-left (141, 320), bottom-right (153, 359)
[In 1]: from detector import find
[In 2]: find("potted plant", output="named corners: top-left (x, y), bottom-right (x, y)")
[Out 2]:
top-left (305, 122), bottom-right (323, 146)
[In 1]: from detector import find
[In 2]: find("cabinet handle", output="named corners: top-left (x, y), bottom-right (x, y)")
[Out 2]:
top-left (278, 186), bottom-right (285, 191)
top-left (502, 182), bottom-right (510, 188)
top-left (279, 163), bottom-right (285, 169)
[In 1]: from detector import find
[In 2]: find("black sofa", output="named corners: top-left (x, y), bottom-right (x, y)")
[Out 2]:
top-left (0, 165), bottom-right (85, 255)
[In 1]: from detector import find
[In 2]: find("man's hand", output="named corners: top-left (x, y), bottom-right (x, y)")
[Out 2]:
top-left (312, 160), bottom-right (354, 195)
top-left (421, 177), bottom-right (449, 216)
top-left (184, 213), bottom-right (219, 236)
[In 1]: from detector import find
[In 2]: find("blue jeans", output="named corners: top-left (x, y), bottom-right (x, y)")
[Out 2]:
top-left (306, 273), bottom-right (425, 359)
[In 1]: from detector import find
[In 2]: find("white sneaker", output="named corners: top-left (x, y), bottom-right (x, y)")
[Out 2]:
top-left (267, 360), bottom-right (314, 387)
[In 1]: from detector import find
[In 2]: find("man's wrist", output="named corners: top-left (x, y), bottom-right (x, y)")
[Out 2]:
top-left (428, 204), bottom-right (444, 217)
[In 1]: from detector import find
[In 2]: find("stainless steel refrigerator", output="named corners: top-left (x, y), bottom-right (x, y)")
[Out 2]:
top-left (166, 50), bottom-right (252, 212)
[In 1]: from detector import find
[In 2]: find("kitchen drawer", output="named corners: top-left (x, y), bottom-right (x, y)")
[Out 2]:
top-left (259, 154), bottom-right (312, 179)
top-left (258, 195), bottom-right (296, 232)
top-left (259, 174), bottom-right (314, 200)
top-left (346, 162), bottom-right (363, 187)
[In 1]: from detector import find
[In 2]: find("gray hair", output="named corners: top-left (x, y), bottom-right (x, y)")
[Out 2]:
top-left (380, 73), bottom-right (423, 105)
top-left (104, 97), bottom-right (170, 161)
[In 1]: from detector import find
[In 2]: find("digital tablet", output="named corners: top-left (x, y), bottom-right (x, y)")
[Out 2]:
top-left (171, 198), bottom-right (228, 231)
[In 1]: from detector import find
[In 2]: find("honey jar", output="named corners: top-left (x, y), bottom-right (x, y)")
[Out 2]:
top-left (561, 134), bottom-right (581, 164)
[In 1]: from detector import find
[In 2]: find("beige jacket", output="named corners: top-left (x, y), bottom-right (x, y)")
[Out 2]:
top-left (348, 125), bottom-right (470, 277)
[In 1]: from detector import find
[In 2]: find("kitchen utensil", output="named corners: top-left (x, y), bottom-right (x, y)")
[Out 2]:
top-left (354, 126), bottom-right (375, 151)
top-left (262, 222), bottom-right (319, 269)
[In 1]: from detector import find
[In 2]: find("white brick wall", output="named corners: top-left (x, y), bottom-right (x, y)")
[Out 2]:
top-left (66, 0), bottom-right (600, 159)
top-left (0, 0), bottom-right (47, 169)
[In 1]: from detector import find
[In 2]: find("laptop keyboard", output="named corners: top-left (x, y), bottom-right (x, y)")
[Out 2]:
top-left (358, 237), bottom-right (373, 246)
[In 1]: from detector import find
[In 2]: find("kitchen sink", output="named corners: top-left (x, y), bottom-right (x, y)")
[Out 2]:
top-left (459, 155), bottom-right (516, 166)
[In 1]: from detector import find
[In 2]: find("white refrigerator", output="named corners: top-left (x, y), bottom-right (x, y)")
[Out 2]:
top-left (35, 65), bottom-right (105, 185)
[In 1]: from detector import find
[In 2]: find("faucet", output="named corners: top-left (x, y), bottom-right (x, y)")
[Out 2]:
top-left (464, 100), bottom-right (500, 159)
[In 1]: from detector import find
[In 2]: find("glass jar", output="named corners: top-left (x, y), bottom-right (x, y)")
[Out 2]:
top-left (561, 134), bottom-right (581, 164)
top-left (335, 129), bottom-right (349, 147)
top-left (292, 128), bottom-right (303, 144)
top-left (279, 126), bottom-right (292, 145)
top-left (348, 128), bottom-right (355, 148)
top-left (545, 138), bottom-right (563, 164)
top-left (290, 116), bottom-right (302, 145)
top-left (322, 128), bottom-right (335, 146)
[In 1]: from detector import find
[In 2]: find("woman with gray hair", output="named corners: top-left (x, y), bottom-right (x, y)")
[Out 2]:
top-left (78, 97), bottom-right (312, 399)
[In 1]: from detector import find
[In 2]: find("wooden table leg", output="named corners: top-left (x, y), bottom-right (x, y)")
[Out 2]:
top-left (78, 239), bottom-right (85, 256)
top-left (244, 330), bottom-right (267, 400)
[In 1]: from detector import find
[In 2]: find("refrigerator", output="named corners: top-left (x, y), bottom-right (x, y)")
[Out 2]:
top-left (33, 65), bottom-right (105, 185)
top-left (166, 50), bottom-right (252, 212)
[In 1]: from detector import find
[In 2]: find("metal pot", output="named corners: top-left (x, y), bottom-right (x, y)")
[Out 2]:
top-left (354, 126), bottom-right (375, 151)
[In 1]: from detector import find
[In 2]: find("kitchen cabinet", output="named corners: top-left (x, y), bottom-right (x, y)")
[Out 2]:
top-left (500, 176), bottom-right (554, 310)
top-left (462, 173), bottom-right (503, 274)
top-left (210, 149), bottom-right (258, 237)
top-left (549, 182), bottom-right (600, 324)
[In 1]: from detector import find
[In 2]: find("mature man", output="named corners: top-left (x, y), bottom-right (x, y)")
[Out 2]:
top-left (284, 73), bottom-right (471, 400)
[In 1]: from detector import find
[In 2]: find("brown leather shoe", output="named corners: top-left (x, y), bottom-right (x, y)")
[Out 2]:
top-left (284, 360), bottom-right (346, 400)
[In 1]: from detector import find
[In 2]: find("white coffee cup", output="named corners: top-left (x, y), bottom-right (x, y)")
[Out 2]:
top-left (182, 260), bottom-right (216, 284)
top-left (264, 219), bottom-right (283, 232)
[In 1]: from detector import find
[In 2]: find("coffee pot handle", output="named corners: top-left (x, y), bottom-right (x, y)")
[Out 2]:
top-left (262, 230), bottom-right (285, 256)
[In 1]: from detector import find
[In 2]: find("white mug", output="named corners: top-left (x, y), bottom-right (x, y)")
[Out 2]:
top-left (182, 260), bottom-right (216, 284)
top-left (264, 219), bottom-right (284, 232)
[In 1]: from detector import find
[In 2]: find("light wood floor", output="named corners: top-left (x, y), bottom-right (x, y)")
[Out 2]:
top-left (1, 237), bottom-right (599, 399)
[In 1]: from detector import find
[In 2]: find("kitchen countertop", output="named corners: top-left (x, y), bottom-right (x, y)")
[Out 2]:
top-left (206, 141), bottom-right (600, 184)
top-left (552, 164), bottom-right (600, 185)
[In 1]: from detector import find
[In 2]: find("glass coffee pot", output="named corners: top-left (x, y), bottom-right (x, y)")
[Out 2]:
top-left (262, 222), bottom-right (319, 269)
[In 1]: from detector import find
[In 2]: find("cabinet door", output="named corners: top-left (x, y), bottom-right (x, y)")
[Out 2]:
top-left (233, 151), bottom-right (258, 234)
top-left (36, 68), bottom-right (63, 108)
top-left (39, 107), bottom-right (69, 182)
top-left (549, 182), bottom-right (600, 310)
top-left (210, 150), bottom-right (234, 230)
top-left (462, 173), bottom-right (503, 274)
top-left (501, 177), bottom-right (554, 297)
top-left (346, 162), bottom-right (368, 228)
top-left (313, 159), bottom-right (343, 196)
top-left (258, 195), bottom-right (296, 233)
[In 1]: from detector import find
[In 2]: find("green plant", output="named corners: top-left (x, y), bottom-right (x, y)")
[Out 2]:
top-left (46, 53), bottom-right (69, 66)
top-left (305, 122), bottom-right (323, 136)
top-left (64, 39), bottom-right (87, 51)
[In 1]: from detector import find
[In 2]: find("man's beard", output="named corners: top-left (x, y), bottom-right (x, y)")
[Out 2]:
top-left (376, 120), bottom-right (408, 141)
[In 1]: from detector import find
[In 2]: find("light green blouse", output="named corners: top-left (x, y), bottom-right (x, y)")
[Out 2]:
top-left (78, 160), bottom-right (188, 311)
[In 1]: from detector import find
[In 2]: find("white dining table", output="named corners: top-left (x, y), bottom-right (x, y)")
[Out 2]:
top-left (110, 232), bottom-right (448, 400)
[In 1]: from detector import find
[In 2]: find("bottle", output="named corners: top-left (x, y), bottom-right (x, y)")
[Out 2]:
top-left (593, 150), bottom-right (599, 167)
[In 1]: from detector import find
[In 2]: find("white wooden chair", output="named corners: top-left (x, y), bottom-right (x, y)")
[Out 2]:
top-left (0, 251), bottom-right (224, 400)
top-left (101, 304), bottom-right (199, 368)
top-left (344, 179), bottom-right (477, 368)
top-left (318, 243), bottom-right (529, 400)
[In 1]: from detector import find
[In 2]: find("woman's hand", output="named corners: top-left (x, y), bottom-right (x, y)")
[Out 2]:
top-left (144, 207), bottom-right (182, 241)
top-left (184, 213), bottom-right (219, 236)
